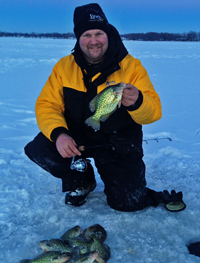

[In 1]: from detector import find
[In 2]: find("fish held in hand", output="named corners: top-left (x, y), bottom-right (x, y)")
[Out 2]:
top-left (85, 82), bottom-right (126, 130)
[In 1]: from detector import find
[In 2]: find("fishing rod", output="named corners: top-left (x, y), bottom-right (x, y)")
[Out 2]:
top-left (143, 137), bottom-right (172, 144)
top-left (71, 137), bottom-right (172, 172)
top-left (78, 137), bottom-right (172, 151)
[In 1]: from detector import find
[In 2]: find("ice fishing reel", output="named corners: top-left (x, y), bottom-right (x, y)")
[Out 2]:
top-left (70, 156), bottom-right (91, 172)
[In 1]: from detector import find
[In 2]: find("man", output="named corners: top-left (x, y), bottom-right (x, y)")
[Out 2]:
top-left (25, 3), bottom-right (185, 212)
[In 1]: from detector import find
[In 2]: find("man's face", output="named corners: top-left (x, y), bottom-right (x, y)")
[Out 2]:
top-left (79, 29), bottom-right (108, 64)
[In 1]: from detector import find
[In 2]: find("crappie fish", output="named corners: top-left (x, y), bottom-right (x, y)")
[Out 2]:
top-left (61, 225), bottom-right (91, 255)
top-left (69, 251), bottom-right (98, 263)
top-left (84, 224), bottom-right (107, 243)
top-left (39, 239), bottom-right (73, 253)
top-left (85, 82), bottom-right (126, 130)
top-left (89, 235), bottom-right (111, 263)
top-left (60, 226), bottom-right (82, 240)
top-left (67, 236), bottom-right (91, 254)
top-left (20, 251), bottom-right (71, 263)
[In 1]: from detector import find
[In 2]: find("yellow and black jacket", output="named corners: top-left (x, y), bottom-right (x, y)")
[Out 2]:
top-left (35, 26), bottom-right (161, 161)
top-left (36, 54), bottom-right (161, 136)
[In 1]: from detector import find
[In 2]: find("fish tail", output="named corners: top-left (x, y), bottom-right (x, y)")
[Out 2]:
top-left (85, 116), bottom-right (100, 130)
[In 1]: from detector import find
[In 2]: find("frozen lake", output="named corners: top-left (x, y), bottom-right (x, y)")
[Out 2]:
top-left (0, 37), bottom-right (200, 262)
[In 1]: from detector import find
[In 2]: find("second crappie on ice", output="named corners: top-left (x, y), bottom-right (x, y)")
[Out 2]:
top-left (85, 82), bottom-right (126, 130)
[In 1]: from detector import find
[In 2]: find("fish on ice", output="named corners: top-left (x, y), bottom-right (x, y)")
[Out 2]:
top-left (19, 251), bottom-right (71, 263)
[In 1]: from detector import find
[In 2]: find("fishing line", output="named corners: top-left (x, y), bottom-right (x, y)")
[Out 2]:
top-left (70, 137), bottom-right (172, 172)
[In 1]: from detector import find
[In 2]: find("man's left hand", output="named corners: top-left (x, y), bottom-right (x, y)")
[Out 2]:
top-left (121, 83), bottom-right (139, 107)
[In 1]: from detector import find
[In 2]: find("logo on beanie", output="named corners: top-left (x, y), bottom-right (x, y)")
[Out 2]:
top-left (89, 14), bottom-right (104, 22)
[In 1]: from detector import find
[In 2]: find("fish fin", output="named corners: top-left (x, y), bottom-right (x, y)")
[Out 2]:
top-left (85, 116), bottom-right (100, 130)
top-left (100, 108), bottom-right (117, 122)
top-left (100, 113), bottom-right (112, 122)
top-left (89, 95), bottom-right (99, 112)
top-left (118, 99), bottom-right (122, 108)
top-left (95, 256), bottom-right (106, 263)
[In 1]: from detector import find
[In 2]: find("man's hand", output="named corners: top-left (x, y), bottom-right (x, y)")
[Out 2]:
top-left (56, 133), bottom-right (81, 158)
top-left (121, 83), bottom-right (139, 107)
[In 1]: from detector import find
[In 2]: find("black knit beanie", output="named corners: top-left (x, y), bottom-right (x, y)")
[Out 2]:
top-left (73, 3), bottom-right (110, 39)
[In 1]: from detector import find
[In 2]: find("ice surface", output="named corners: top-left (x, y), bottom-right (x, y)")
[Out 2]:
top-left (0, 37), bottom-right (200, 262)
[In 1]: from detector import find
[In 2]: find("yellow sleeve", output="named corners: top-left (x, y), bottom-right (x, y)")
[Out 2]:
top-left (127, 58), bottom-right (162, 124)
top-left (35, 61), bottom-right (68, 141)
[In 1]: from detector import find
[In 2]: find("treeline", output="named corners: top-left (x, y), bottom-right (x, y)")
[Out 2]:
top-left (121, 31), bottom-right (200, 41)
top-left (0, 31), bottom-right (200, 41)
top-left (0, 32), bottom-right (75, 39)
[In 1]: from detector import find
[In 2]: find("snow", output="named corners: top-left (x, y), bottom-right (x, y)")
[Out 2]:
top-left (0, 37), bottom-right (200, 263)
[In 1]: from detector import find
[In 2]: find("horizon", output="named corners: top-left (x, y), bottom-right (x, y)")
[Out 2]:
top-left (1, 30), bottom-right (199, 35)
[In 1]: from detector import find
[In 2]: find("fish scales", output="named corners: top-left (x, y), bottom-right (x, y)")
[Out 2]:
top-left (89, 235), bottom-right (111, 263)
top-left (85, 82), bottom-right (126, 130)
top-left (67, 236), bottom-right (91, 254)
top-left (20, 225), bottom-right (109, 263)
top-left (20, 251), bottom-right (71, 263)
top-left (60, 225), bottom-right (82, 240)
top-left (39, 239), bottom-right (73, 253)
top-left (68, 251), bottom-right (99, 263)
top-left (84, 224), bottom-right (107, 243)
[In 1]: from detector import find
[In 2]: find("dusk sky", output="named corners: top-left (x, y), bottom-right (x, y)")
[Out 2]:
top-left (0, 0), bottom-right (200, 34)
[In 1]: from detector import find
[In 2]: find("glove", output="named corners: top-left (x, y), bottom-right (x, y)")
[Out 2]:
top-left (148, 189), bottom-right (186, 212)
top-left (164, 190), bottom-right (186, 212)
